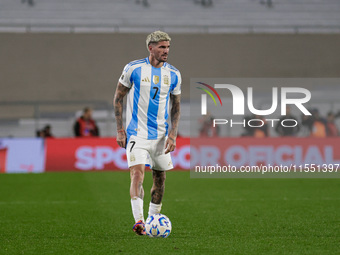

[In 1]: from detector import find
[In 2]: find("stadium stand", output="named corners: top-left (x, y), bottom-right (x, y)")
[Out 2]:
top-left (0, 0), bottom-right (340, 33)
top-left (0, 1), bottom-right (340, 137)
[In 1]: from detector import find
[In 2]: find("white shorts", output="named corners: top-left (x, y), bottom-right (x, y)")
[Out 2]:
top-left (126, 135), bottom-right (173, 171)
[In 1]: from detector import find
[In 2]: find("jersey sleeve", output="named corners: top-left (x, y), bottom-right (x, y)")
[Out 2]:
top-left (118, 64), bottom-right (133, 88)
top-left (171, 71), bottom-right (182, 95)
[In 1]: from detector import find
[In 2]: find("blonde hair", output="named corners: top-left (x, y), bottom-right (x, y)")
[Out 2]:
top-left (146, 31), bottom-right (171, 49)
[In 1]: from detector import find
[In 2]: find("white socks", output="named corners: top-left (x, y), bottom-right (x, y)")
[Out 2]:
top-left (148, 202), bottom-right (162, 216)
top-left (131, 198), bottom-right (163, 223)
top-left (131, 197), bottom-right (144, 222)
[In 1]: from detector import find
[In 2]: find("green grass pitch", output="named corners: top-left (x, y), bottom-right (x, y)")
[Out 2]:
top-left (0, 171), bottom-right (339, 254)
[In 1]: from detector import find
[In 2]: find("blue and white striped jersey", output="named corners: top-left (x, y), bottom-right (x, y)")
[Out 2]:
top-left (119, 57), bottom-right (181, 140)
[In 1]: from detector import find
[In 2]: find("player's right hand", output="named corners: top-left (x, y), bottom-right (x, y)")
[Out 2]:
top-left (165, 135), bottom-right (176, 154)
top-left (116, 130), bottom-right (127, 148)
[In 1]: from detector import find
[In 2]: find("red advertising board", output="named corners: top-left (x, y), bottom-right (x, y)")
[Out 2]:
top-left (0, 148), bottom-right (8, 173)
top-left (45, 137), bottom-right (190, 171)
top-left (190, 137), bottom-right (340, 167)
top-left (0, 137), bottom-right (337, 173)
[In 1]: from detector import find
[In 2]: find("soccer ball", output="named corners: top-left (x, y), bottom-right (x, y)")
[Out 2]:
top-left (145, 213), bottom-right (172, 238)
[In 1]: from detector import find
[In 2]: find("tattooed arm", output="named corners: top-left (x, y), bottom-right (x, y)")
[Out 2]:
top-left (165, 94), bottom-right (181, 154)
top-left (113, 82), bottom-right (130, 148)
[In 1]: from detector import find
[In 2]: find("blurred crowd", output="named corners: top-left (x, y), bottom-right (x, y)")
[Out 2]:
top-left (36, 107), bottom-right (100, 138)
top-left (199, 107), bottom-right (340, 138)
top-left (36, 106), bottom-right (340, 139)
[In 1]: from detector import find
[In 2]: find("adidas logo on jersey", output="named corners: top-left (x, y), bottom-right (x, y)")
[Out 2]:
top-left (142, 77), bottom-right (150, 82)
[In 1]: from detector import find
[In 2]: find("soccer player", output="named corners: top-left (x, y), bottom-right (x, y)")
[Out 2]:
top-left (113, 31), bottom-right (181, 235)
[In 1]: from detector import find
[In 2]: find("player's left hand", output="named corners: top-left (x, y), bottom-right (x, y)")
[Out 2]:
top-left (165, 135), bottom-right (176, 154)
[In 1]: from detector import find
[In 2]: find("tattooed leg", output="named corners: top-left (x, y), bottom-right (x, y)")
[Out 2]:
top-left (151, 170), bottom-right (166, 204)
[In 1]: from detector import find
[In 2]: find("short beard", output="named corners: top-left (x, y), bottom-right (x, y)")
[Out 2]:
top-left (157, 56), bottom-right (167, 63)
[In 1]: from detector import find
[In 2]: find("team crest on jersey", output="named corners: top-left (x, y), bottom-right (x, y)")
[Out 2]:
top-left (130, 154), bottom-right (136, 162)
top-left (163, 75), bottom-right (169, 85)
top-left (153, 75), bottom-right (160, 85)
top-left (121, 74), bottom-right (124, 80)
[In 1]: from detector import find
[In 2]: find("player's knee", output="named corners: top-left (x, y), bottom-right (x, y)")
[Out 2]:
top-left (132, 171), bottom-right (143, 181)
top-left (131, 167), bottom-right (144, 182)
